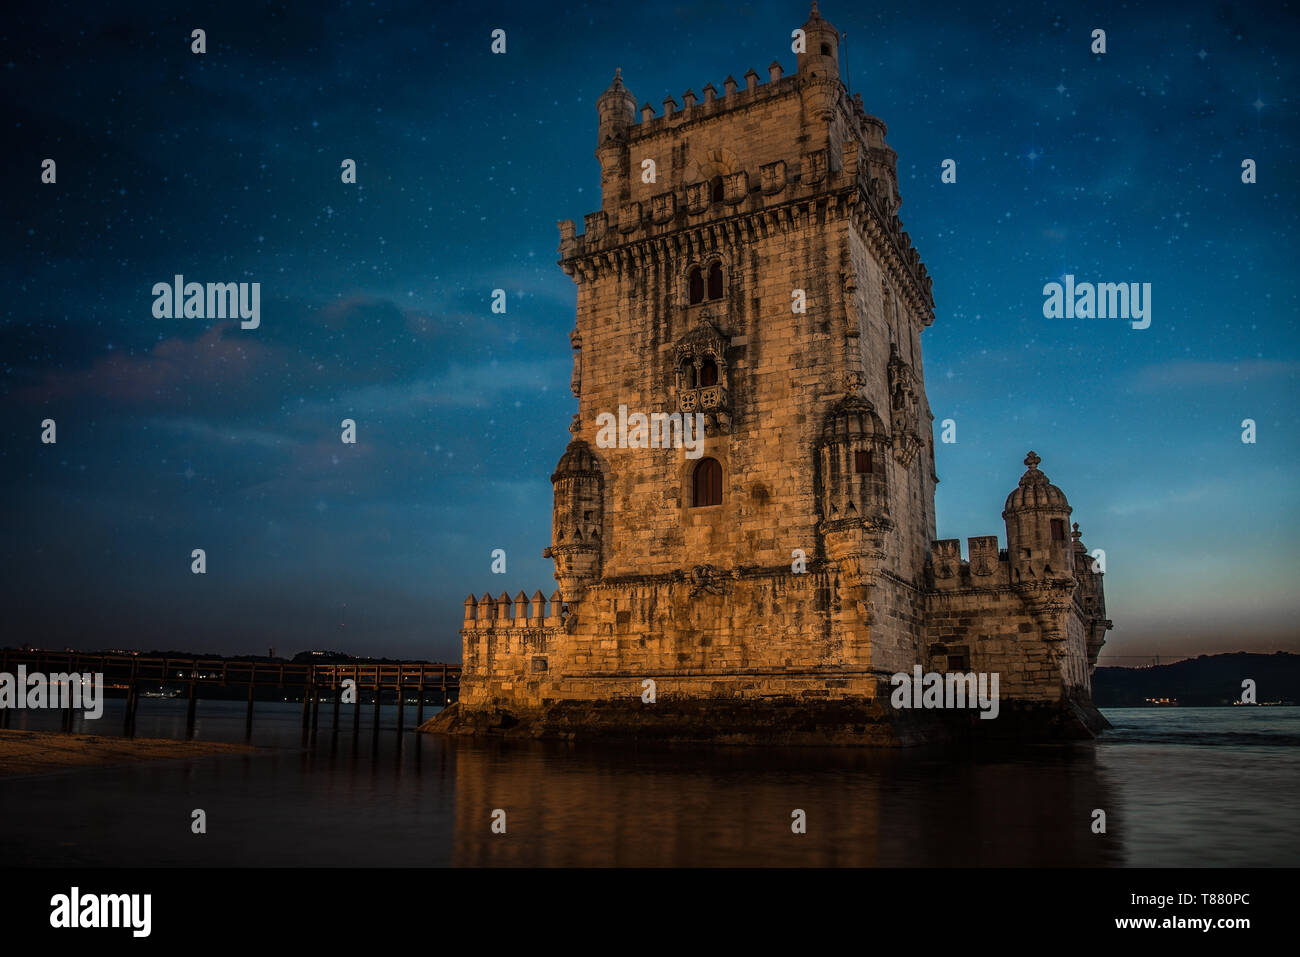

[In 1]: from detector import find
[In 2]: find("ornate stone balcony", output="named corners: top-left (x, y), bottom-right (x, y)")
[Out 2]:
top-left (678, 384), bottom-right (729, 414)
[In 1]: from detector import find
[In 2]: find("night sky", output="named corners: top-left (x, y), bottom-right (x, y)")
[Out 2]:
top-left (3, 1), bottom-right (1296, 663)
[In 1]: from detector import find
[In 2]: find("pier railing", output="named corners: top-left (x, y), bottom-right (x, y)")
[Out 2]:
top-left (0, 649), bottom-right (460, 738)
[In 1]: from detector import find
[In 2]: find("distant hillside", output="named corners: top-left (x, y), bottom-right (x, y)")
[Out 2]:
top-left (1093, 652), bottom-right (1300, 707)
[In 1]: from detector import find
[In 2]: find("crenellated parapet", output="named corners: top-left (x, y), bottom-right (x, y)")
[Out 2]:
top-left (462, 588), bottom-right (566, 631)
top-left (928, 536), bottom-right (1010, 590)
top-left (925, 453), bottom-right (1111, 680)
top-left (460, 588), bottom-right (566, 707)
top-left (556, 163), bottom-right (932, 326)
top-left (563, 18), bottom-right (934, 326)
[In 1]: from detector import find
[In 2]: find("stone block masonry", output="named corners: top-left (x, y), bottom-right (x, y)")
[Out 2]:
top-left (425, 3), bottom-right (1112, 746)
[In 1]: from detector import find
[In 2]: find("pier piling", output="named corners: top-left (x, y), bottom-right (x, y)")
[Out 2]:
top-left (301, 673), bottom-right (312, 730)
top-left (185, 670), bottom-right (199, 739)
top-left (245, 680), bottom-right (255, 737)
top-left (352, 665), bottom-right (361, 733)
top-left (0, 651), bottom-right (458, 739)
top-left (396, 671), bottom-right (405, 734)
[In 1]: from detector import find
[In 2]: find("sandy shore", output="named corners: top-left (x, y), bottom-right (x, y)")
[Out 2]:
top-left (0, 729), bottom-right (257, 777)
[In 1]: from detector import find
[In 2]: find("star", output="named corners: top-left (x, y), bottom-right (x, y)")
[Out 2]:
top-left (1253, 97), bottom-right (1265, 111)
top-left (1197, 49), bottom-right (1207, 61)
top-left (1055, 83), bottom-right (1066, 94)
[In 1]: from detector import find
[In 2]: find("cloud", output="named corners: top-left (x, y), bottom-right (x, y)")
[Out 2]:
top-left (146, 416), bottom-right (298, 450)
top-left (1106, 480), bottom-right (1228, 516)
top-left (331, 358), bottom-right (569, 413)
top-left (1129, 360), bottom-right (1300, 393)
top-left (17, 321), bottom-right (276, 406)
top-left (12, 296), bottom-right (488, 415)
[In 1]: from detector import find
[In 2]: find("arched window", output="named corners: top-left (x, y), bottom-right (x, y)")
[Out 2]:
top-left (688, 267), bottom-right (704, 305)
top-left (854, 449), bottom-right (872, 474)
top-left (700, 357), bottom-right (718, 387)
top-left (820, 42), bottom-right (832, 56)
top-left (692, 458), bottom-right (722, 507)
top-left (1050, 518), bottom-right (1066, 541)
top-left (682, 357), bottom-right (698, 388)
top-left (707, 262), bottom-right (723, 300)
top-left (710, 177), bottom-right (725, 203)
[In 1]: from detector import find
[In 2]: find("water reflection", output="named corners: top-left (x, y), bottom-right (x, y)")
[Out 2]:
top-left (443, 738), bottom-right (1124, 866)
top-left (3, 703), bottom-right (1296, 867)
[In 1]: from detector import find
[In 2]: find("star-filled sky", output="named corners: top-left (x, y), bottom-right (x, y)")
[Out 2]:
top-left (3, 1), bottom-right (1296, 664)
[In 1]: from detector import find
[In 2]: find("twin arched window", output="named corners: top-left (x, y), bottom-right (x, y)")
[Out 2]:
top-left (687, 262), bottom-right (725, 305)
top-left (692, 457), bottom-right (723, 507)
top-left (680, 355), bottom-right (718, 389)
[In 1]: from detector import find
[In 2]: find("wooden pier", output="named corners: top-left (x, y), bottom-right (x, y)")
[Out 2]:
top-left (0, 649), bottom-right (459, 738)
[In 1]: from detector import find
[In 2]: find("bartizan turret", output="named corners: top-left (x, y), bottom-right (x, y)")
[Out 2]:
top-left (1071, 522), bottom-right (1113, 669)
top-left (544, 434), bottom-right (605, 604)
top-left (797, 2), bottom-right (841, 124)
top-left (817, 381), bottom-right (894, 624)
top-left (596, 69), bottom-right (636, 211)
top-left (1003, 451), bottom-right (1076, 641)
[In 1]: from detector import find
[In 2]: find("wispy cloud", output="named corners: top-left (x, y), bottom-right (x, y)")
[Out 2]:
top-left (146, 416), bottom-right (297, 450)
top-left (332, 359), bottom-right (569, 413)
top-left (1129, 360), bottom-right (1300, 393)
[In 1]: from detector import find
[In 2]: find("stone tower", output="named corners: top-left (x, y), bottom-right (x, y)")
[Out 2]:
top-left (440, 4), bottom-right (1112, 744)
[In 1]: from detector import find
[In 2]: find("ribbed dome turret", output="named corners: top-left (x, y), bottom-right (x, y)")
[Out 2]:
top-left (797, 2), bottom-right (840, 75)
top-left (1002, 450), bottom-right (1076, 589)
top-left (820, 394), bottom-right (886, 443)
top-left (551, 438), bottom-right (601, 482)
top-left (548, 437), bottom-right (604, 600)
top-left (817, 393), bottom-right (891, 528)
top-left (1003, 451), bottom-right (1070, 515)
top-left (596, 68), bottom-right (636, 142)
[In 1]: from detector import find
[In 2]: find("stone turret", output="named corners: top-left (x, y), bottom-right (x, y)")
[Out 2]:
top-left (596, 69), bottom-right (636, 209)
top-left (1003, 451), bottom-right (1075, 585)
top-left (597, 68), bottom-right (636, 141)
top-left (797, 3), bottom-right (841, 77)
top-left (817, 388), bottom-right (894, 623)
top-left (798, 3), bottom-right (841, 124)
top-left (544, 437), bottom-right (605, 602)
top-left (1003, 451), bottom-right (1076, 641)
top-left (1072, 522), bottom-right (1113, 669)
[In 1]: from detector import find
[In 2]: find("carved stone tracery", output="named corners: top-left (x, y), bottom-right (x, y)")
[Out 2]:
top-left (888, 342), bottom-right (921, 467)
top-left (674, 315), bottom-right (732, 434)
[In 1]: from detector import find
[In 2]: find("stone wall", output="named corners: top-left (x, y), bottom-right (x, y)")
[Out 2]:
top-left (443, 5), bottom-right (1110, 742)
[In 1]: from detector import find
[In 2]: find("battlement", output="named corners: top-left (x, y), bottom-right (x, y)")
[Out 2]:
top-left (462, 589), bottom-right (565, 631)
top-left (559, 72), bottom-right (934, 321)
top-left (629, 65), bottom-right (795, 138)
top-left (929, 535), bottom-right (1011, 589)
top-left (567, 14), bottom-right (939, 320)
top-left (622, 61), bottom-right (860, 141)
top-left (589, 65), bottom-right (900, 207)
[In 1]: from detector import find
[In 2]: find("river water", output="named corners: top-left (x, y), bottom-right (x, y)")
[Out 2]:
top-left (1, 701), bottom-right (1295, 866)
